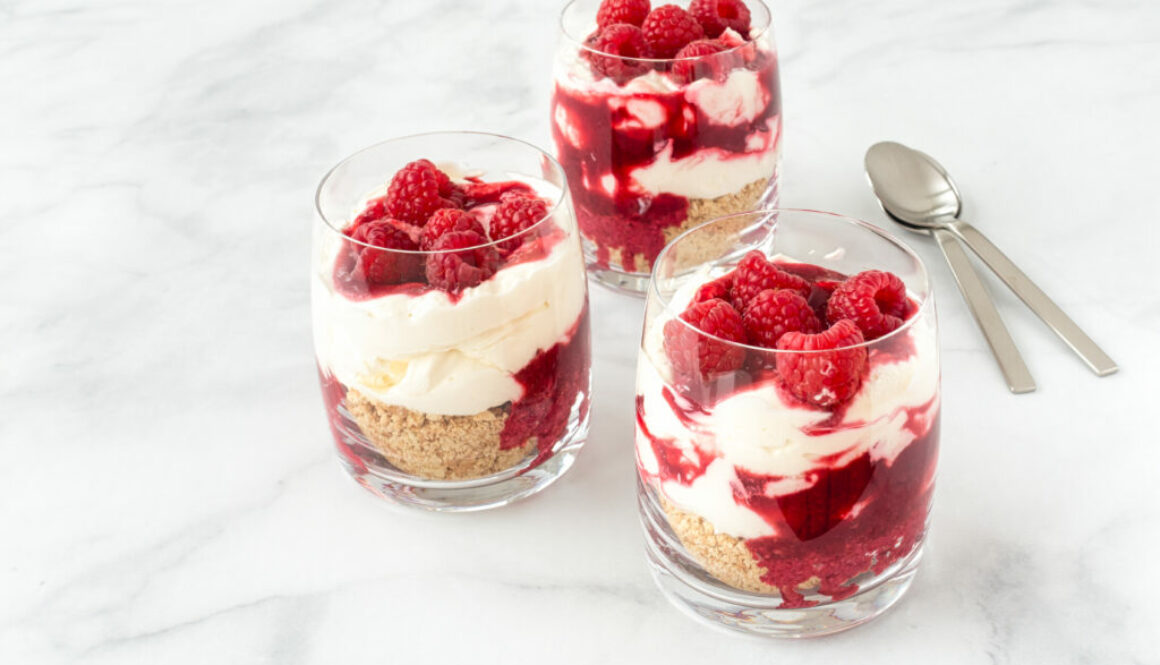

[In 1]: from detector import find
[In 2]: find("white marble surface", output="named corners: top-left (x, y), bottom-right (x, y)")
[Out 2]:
top-left (3, 0), bottom-right (1158, 662)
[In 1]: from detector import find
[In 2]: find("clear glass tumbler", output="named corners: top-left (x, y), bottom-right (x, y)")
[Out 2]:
top-left (313, 132), bottom-right (592, 511)
top-left (551, 0), bottom-right (782, 294)
top-left (636, 210), bottom-right (940, 636)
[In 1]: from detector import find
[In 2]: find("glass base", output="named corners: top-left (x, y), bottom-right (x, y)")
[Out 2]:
top-left (587, 263), bottom-right (651, 296)
top-left (643, 527), bottom-right (924, 639)
top-left (335, 403), bottom-right (589, 513)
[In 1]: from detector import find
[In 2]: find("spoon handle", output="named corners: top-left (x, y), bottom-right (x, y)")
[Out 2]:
top-left (933, 228), bottom-right (1037, 393)
top-left (947, 221), bottom-right (1118, 376)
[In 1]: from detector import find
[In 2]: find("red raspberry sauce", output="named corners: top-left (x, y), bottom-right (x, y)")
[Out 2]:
top-left (317, 367), bottom-right (367, 474)
top-left (638, 331), bottom-right (939, 608)
top-left (736, 407), bottom-right (938, 607)
top-left (501, 306), bottom-right (592, 468)
top-left (550, 52), bottom-right (780, 271)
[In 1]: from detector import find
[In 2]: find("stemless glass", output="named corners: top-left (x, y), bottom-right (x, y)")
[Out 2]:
top-left (551, 0), bottom-right (782, 294)
top-left (636, 210), bottom-right (940, 637)
top-left (313, 132), bottom-right (592, 512)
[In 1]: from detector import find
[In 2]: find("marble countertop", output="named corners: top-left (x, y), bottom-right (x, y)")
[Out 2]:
top-left (3, 0), bottom-right (1158, 662)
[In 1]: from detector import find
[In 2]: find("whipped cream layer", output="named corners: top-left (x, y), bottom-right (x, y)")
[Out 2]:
top-left (313, 189), bottom-right (586, 417)
top-left (636, 270), bottom-right (940, 540)
top-left (553, 39), bottom-right (781, 201)
top-left (629, 122), bottom-right (780, 200)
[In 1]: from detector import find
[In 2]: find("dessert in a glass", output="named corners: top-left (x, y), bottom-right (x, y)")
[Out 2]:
top-left (313, 133), bottom-right (591, 511)
top-left (552, 0), bottom-right (781, 293)
top-left (636, 210), bottom-right (940, 636)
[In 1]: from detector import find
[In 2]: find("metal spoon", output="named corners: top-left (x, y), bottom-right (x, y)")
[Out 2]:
top-left (865, 142), bottom-right (1035, 393)
top-left (866, 141), bottom-right (1118, 387)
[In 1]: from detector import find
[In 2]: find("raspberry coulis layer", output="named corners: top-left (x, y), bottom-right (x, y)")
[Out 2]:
top-left (318, 367), bottom-right (367, 474)
top-left (639, 360), bottom-right (938, 607)
top-left (736, 402), bottom-right (937, 607)
top-left (551, 53), bottom-right (780, 271)
top-left (500, 306), bottom-right (592, 467)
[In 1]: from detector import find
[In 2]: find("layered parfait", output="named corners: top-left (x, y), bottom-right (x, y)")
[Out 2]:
top-left (552, 0), bottom-right (781, 285)
top-left (314, 157), bottom-right (591, 482)
top-left (637, 249), bottom-right (939, 608)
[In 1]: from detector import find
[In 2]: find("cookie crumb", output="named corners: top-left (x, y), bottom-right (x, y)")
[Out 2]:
top-left (661, 498), bottom-right (781, 594)
top-left (346, 389), bottom-right (535, 480)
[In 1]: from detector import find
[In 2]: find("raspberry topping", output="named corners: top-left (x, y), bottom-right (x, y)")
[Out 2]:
top-left (692, 273), bottom-right (734, 304)
top-left (664, 298), bottom-right (748, 379)
top-left (775, 319), bottom-right (868, 408)
top-left (384, 160), bottom-right (457, 225)
top-left (387, 220), bottom-right (425, 246)
top-left (826, 270), bottom-right (909, 340)
top-left (671, 39), bottom-right (726, 83)
top-left (590, 23), bottom-right (652, 81)
top-left (731, 251), bottom-right (811, 312)
top-left (351, 197), bottom-right (388, 229)
top-left (348, 219), bottom-right (423, 285)
top-left (490, 193), bottom-right (550, 254)
top-left (688, 0), bottom-right (752, 38)
top-left (742, 289), bottom-right (821, 348)
top-left (596, 0), bottom-right (651, 28)
top-left (416, 159), bottom-right (467, 208)
top-left (641, 5), bottom-right (705, 59)
top-left (425, 231), bottom-right (501, 293)
top-left (420, 208), bottom-right (486, 250)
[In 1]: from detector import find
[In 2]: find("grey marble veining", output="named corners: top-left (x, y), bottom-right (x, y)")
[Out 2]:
top-left (2, 0), bottom-right (1158, 663)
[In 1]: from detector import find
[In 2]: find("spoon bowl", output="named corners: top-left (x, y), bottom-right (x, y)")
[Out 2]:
top-left (865, 141), bottom-right (962, 231)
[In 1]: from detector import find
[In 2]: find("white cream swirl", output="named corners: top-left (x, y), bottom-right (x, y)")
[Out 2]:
top-left (312, 183), bottom-right (587, 416)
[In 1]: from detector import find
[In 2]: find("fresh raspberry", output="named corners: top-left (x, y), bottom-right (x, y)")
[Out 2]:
top-left (596, 0), bottom-right (651, 28)
top-left (425, 231), bottom-right (501, 293)
top-left (663, 298), bottom-right (748, 379)
top-left (671, 39), bottom-right (725, 83)
top-left (775, 319), bottom-right (868, 408)
top-left (742, 289), bottom-right (821, 348)
top-left (351, 197), bottom-right (388, 229)
top-left (692, 273), bottom-right (734, 304)
top-left (348, 219), bottom-right (423, 285)
top-left (384, 160), bottom-right (455, 225)
top-left (826, 270), bottom-right (909, 340)
top-left (641, 5), bottom-right (705, 59)
top-left (414, 158), bottom-right (467, 208)
top-left (689, 0), bottom-right (752, 38)
top-left (420, 208), bottom-right (486, 250)
top-left (730, 251), bottom-right (811, 312)
top-left (490, 193), bottom-right (550, 254)
top-left (590, 23), bottom-right (652, 81)
top-left (388, 220), bottom-right (425, 246)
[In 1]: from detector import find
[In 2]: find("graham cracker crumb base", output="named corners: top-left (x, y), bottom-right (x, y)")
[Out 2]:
top-left (346, 389), bottom-right (535, 481)
top-left (662, 498), bottom-right (821, 596)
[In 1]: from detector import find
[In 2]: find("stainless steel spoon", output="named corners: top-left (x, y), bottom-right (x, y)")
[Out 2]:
top-left (865, 142), bottom-right (1034, 393)
top-left (865, 141), bottom-right (1117, 389)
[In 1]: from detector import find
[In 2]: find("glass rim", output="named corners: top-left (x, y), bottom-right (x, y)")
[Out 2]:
top-left (557, 0), bottom-right (773, 65)
top-left (314, 130), bottom-right (569, 255)
top-left (650, 208), bottom-right (934, 355)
